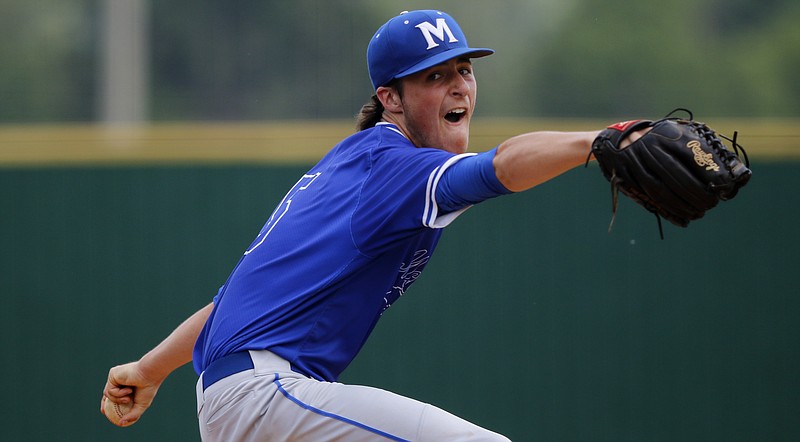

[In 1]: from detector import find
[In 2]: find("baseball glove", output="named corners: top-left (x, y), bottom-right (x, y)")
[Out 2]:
top-left (589, 109), bottom-right (752, 238)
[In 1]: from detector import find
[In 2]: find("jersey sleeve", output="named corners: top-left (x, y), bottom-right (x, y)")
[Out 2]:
top-left (353, 140), bottom-right (513, 255)
top-left (350, 143), bottom-right (459, 253)
top-left (426, 147), bottom-right (512, 227)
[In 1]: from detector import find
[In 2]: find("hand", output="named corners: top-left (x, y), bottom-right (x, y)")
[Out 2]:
top-left (619, 127), bottom-right (652, 149)
top-left (101, 361), bottom-right (163, 427)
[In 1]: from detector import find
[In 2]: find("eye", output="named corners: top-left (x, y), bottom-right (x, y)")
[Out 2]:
top-left (428, 72), bottom-right (443, 81)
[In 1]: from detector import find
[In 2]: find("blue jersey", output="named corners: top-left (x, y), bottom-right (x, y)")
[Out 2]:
top-left (193, 123), bottom-right (508, 381)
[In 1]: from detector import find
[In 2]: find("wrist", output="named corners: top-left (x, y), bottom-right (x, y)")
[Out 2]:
top-left (136, 351), bottom-right (172, 385)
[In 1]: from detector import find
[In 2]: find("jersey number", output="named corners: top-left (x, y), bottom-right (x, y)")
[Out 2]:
top-left (244, 172), bottom-right (321, 255)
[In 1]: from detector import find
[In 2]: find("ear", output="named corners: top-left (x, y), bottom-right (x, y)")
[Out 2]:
top-left (376, 86), bottom-right (403, 113)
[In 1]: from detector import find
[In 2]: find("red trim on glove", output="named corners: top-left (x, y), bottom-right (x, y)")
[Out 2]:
top-left (607, 120), bottom-right (643, 132)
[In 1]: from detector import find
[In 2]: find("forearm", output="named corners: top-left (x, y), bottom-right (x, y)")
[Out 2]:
top-left (138, 302), bottom-right (214, 382)
top-left (493, 131), bottom-right (599, 192)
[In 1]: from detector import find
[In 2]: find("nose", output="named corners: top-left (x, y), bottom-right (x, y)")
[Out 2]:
top-left (450, 73), bottom-right (470, 97)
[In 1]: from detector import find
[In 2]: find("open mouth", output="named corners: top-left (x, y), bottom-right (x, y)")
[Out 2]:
top-left (444, 108), bottom-right (467, 123)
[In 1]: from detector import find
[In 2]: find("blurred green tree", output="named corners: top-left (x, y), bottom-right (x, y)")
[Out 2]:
top-left (0, 0), bottom-right (797, 122)
top-left (0, 0), bottom-right (96, 122)
top-left (527, 0), bottom-right (800, 117)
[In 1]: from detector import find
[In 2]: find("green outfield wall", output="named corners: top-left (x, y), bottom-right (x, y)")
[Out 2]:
top-left (1, 122), bottom-right (798, 441)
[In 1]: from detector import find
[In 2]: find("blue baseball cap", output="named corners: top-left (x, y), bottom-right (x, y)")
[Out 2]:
top-left (367, 10), bottom-right (494, 90)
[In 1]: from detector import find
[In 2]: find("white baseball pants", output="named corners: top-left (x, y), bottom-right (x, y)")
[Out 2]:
top-left (196, 350), bottom-right (510, 441)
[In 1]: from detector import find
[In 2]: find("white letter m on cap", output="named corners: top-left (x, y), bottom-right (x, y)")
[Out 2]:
top-left (415, 18), bottom-right (458, 50)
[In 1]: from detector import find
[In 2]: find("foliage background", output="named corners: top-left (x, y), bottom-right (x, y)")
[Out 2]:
top-left (1, 0), bottom-right (799, 123)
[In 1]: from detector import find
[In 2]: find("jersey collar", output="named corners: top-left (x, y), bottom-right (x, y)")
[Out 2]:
top-left (375, 122), bottom-right (408, 139)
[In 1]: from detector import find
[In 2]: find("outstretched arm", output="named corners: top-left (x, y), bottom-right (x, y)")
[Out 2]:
top-left (101, 302), bottom-right (213, 427)
top-left (432, 128), bottom-right (650, 217)
top-left (493, 131), bottom-right (599, 192)
top-left (493, 128), bottom-right (652, 192)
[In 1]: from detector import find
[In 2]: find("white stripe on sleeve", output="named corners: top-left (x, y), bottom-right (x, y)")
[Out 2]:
top-left (423, 153), bottom-right (477, 228)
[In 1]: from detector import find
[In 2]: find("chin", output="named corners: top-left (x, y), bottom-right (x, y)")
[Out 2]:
top-left (449, 133), bottom-right (470, 153)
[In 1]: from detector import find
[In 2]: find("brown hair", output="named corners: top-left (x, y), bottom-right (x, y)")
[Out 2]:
top-left (355, 95), bottom-right (384, 131)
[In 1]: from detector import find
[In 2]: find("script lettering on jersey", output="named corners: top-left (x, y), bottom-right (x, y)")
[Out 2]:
top-left (245, 172), bottom-right (321, 255)
top-left (415, 18), bottom-right (458, 50)
top-left (382, 249), bottom-right (430, 313)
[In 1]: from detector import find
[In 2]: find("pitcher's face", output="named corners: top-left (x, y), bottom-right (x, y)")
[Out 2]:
top-left (392, 57), bottom-right (477, 153)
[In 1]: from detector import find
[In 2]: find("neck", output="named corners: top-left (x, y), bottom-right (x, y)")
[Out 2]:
top-left (380, 114), bottom-right (417, 146)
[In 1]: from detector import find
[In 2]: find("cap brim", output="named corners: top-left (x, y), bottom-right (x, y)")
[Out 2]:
top-left (394, 47), bottom-right (494, 81)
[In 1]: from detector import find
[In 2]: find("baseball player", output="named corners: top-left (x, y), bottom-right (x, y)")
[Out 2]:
top-left (102, 10), bottom-right (646, 441)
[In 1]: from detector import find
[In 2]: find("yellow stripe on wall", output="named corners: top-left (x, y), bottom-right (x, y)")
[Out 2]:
top-left (0, 119), bottom-right (796, 167)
